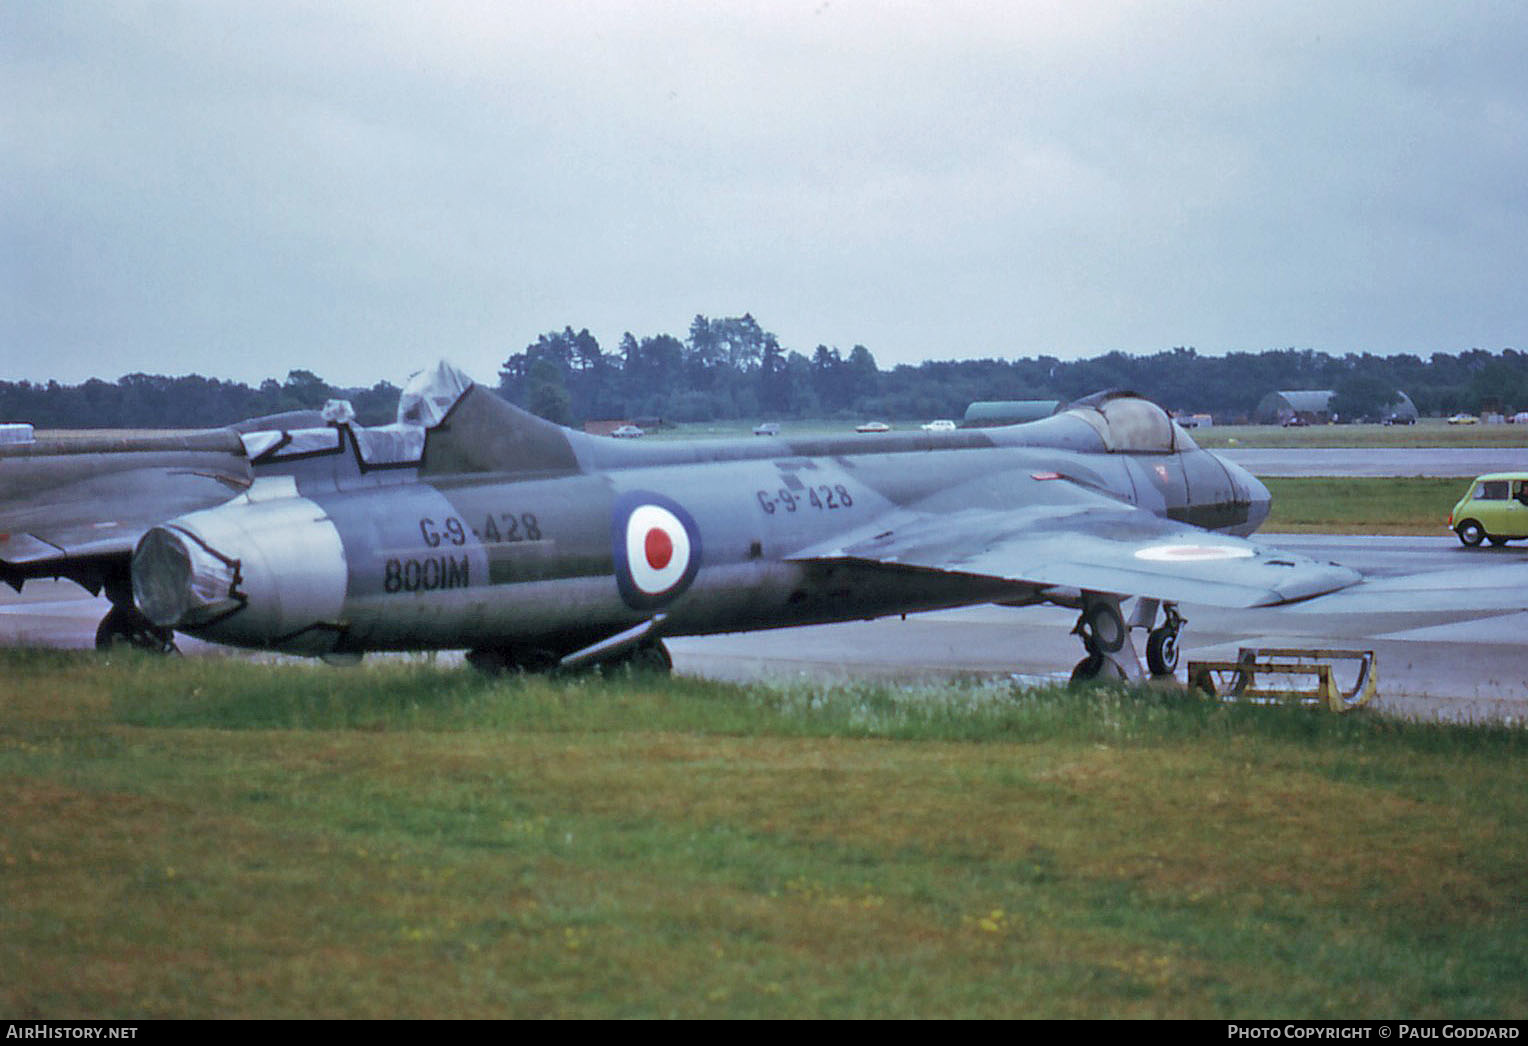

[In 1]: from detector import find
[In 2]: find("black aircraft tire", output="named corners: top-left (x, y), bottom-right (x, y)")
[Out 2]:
top-left (1489, 535), bottom-right (1510, 547)
top-left (94, 609), bottom-right (127, 651)
top-left (1083, 600), bottom-right (1126, 654)
top-left (626, 640), bottom-right (673, 675)
top-left (1069, 653), bottom-right (1125, 687)
top-left (1457, 520), bottom-right (1485, 547)
top-left (1146, 626), bottom-right (1180, 677)
top-left (1070, 654), bottom-right (1103, 685)
top-left (95, 606), bottom-right (177, 654)
top-left (465, 648), bottom-right (510, 675)
top-left (467, 647), bottom-right (559, 675)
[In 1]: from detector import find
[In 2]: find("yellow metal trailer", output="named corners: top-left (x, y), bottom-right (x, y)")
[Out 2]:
top-left (1186, 647), bottom-right (1377, 712)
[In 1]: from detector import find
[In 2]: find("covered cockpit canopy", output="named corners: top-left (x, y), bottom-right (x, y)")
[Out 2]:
top-left (1062, 391), bottom-right (1197, 453)
top-left (397, 360), bottom-right (474, 429)
top-left (350, 423), bottom-right (425, 466)
top-left (235, 361), bottom-right (474, 468)
top-left (239, 420), bottom-right (427, 468)
top-left (239, 427), bottom-right (341, 461)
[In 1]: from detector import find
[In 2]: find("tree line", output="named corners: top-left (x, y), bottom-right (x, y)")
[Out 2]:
top-left (0, 370), bottom-right (403, 430)
top-left (495, 318), bottom-right (1528, 424)
top-left (5, 315), bottom-right (1527, 429)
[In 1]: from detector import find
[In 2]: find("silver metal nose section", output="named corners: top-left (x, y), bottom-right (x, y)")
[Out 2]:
top-left (1211, 454), bottom-right (1270, 536)
top-left (132, 525), bottom-right (242, 628)
top-left (1234, 464), bottom-right (1271, 534)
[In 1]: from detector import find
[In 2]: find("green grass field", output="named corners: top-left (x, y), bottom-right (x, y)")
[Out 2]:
top-left (3, 650), bottom-right (1523, 1018)
top-left (1263, 477), bottom-right (1467, 535)
top-left (6, 421), bottom-right (1519, 1017)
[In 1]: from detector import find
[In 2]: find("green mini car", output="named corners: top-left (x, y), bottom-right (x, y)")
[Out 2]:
top-left (1448, 473), bottom-right (1528, 546)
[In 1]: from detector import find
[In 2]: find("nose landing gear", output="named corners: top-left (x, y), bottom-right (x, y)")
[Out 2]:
top-left (1145, 604), bottom-right (1184, 677)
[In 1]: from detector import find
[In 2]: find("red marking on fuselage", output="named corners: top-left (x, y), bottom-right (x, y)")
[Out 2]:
top-left (645, 527), bottom-right (674, 570)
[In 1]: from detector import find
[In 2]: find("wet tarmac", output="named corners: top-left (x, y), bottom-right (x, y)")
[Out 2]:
top-left (4, 533), bottom-right (1525, 725)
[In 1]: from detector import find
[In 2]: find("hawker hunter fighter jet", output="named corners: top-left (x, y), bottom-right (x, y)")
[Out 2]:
top-left (129, 363), bottom-right (1359, 681)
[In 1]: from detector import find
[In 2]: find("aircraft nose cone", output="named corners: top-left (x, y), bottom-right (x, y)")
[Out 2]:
top-left (132, 525), bottom-right (241, 628)
top-left (1238, 470), bottom-right (1272, 534)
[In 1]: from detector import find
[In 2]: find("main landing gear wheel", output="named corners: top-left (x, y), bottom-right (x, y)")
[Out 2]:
top-left (466, 646), bottom-right (560, 675)
top-left (1489, 535), bottom-right (1510, 547)
top-left (592, 638), bottom-right (673, 676)
top-left (1069, 595), bottom-right (1137, 686)
top-left (1456, 520), bottom-right (1485, 547)
top-left (1069, 652), bottom-right (1126, 685)
top-left (622, 639), bottom-right (673, 675)
top-left (1077, 598), bottom-right (1127, 654)
top-left (1067, 596), bottom-right (1184, 685)
top-left (468, 640), bottom-right (673, 677)
top-left (94, 606), bottom-right (178, 654)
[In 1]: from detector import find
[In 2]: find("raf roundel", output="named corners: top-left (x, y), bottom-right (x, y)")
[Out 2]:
top-left (612, 492), bottom-right (703, 609)
top-left (1133, 542), bottom-right (1256, 563)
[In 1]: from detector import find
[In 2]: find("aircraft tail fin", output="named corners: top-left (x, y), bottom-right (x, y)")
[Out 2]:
top-left (420, 383), bottom-right (583, 476)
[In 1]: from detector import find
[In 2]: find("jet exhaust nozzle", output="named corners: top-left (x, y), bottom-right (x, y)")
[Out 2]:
top-left (130, 485), bottom-right (351, 653)
top-left (132, 525), bottom-right (242, 628)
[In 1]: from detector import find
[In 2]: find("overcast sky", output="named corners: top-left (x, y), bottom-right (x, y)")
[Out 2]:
top-left (4, 1), bottom-right (1527, 387)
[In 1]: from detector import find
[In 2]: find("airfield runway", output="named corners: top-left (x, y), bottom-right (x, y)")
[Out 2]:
top-left (670, 533), bottom-right (1528, 725)
top-left (3, 534), bottom-right (1524, 724)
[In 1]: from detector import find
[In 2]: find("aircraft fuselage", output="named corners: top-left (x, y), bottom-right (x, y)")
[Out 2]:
top-left (132, 388), bottom-right (1271, 663)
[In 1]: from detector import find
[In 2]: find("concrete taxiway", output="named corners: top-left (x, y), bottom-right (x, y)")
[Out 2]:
top-left (671, 534), bottom-right (1528, 724)
top-left (3, 534), bottom-right (1524, 724)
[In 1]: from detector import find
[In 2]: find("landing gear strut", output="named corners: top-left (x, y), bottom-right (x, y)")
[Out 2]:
top-left (94, 605), bottom-right (178, 654)
top-left (1068, 595), bottom-right (1184, 684)
top-left (1070, 594), bottom-right (1135, 684)
top-left (467, 638), bottom-right (673, 677)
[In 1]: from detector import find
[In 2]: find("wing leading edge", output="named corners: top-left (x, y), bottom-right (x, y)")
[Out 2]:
top-left (788, 474), bottom-right (1360, 609)
top-left (0, 467), bottom-right (249, 582)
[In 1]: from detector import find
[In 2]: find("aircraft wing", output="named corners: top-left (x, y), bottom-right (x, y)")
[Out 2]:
top-left (0, 466), bottom-right (249, 578)
top-left (788, 471), bottom-right (1359, 608)
top-left (1276, 561), bottom-right (1528, 616)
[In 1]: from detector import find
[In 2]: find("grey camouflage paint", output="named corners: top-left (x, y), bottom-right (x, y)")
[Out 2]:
top-left (129, 372), bottom-right (1333, 669)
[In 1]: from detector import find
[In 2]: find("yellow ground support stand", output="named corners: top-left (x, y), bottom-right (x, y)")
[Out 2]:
top-left (1186, 647), bottom-right (1378, 713)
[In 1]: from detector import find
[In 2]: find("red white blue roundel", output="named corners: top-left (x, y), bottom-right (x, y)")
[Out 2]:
top-left (612, 492), bottom-right (703, 609)
top-left (1134, 542), bottom-right (1255, 562)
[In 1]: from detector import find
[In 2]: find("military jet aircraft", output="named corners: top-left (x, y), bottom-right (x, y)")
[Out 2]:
top-left (0, 396), bottom-right (430, 652)
top-left (128, 362), bottom-right (1359, 681)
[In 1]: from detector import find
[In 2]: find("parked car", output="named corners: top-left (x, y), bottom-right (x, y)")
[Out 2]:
top-left (1448, 413), bottom-right (1479, 425)
top-left (1281, 417), bottom-right (1309, 427)
top-left (1383, 415), bottom-right (1415, 425)
top-left (610, 424), bottom-right (645, 438)
top-left (752, 422), bottom-right (780, 436)
top-left (921, 419), bottom-right (957, 432)
top-left (855, 421), bottom-right (891, 433)
top-left (1448, 473), bottom-right (1528, 546)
